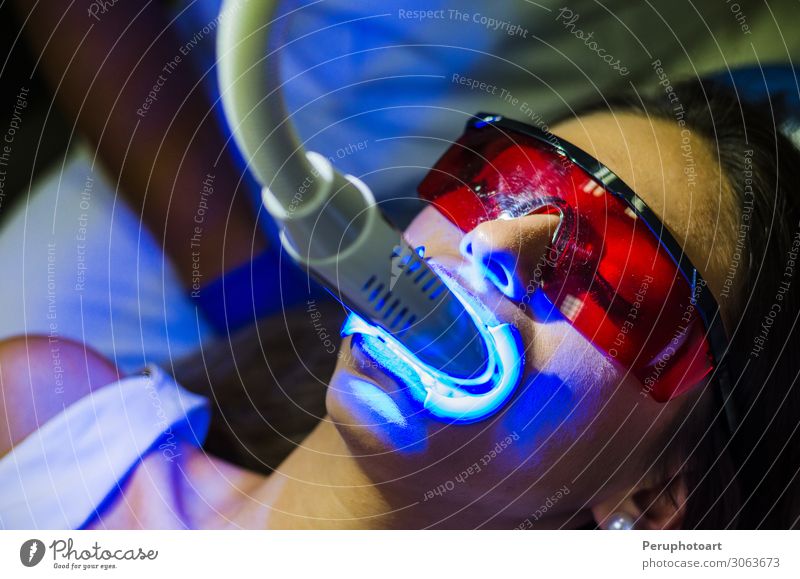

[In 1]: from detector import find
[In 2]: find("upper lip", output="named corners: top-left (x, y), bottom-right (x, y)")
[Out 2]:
top-left (425, 257), bottom-right (503, 326)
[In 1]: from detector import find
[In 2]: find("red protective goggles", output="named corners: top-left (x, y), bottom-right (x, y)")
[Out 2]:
top-left (418, 113), bottom-right (730, 403)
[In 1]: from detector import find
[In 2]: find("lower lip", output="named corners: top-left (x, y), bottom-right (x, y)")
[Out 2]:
top-left (345, 377), bottom-right (409, 428)
top-left (338, 338), bottom-right (429, 425)
top-left (350, 337), bottom-right (406, 393)
top-left (351, 336), bottom-right (412, 402)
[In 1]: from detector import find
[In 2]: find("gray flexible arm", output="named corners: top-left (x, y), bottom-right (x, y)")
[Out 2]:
top-left (216, 0), bottom-right (489, 379)
top-left (218, 0), bottom-right (371, 262)
top-left (217, 0), bottom-right (308, 202)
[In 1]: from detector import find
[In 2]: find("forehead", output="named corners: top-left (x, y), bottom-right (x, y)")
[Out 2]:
top-left (550, 112), bottom-right (738, 305)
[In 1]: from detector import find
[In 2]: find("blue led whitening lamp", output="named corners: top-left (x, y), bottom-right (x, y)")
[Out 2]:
top-left (218, 0), bottom-right (491, 382)
top-left (341, 285), bottom-right (524, 423)
top-left (219, 2), bottom-right (526, 422)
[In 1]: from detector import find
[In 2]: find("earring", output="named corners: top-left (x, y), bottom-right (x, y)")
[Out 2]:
top-left (604, 512), bottom-right (635, 530)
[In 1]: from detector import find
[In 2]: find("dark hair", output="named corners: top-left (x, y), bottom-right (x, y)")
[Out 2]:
top-left (576, 77), bottom-right (800, 528)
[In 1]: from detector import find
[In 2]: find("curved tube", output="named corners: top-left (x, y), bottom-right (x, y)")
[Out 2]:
top-left (217, 0), bottom-right (492, 381)
top-left (217, 0), bottom-right (311, 203)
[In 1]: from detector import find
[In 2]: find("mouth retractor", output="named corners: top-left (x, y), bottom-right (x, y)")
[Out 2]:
top-left (341, 284), bottom-right (524, 423)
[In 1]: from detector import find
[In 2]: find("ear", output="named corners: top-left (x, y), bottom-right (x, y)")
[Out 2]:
top-left (591, 471), bottom-right (688, 530)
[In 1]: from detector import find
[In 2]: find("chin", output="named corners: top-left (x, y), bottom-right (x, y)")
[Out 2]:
top-left (325, 340), bottom-right (432, 458)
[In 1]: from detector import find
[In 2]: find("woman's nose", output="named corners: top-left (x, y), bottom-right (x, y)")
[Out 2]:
top-left (460, 213), bottom-right (561, 300)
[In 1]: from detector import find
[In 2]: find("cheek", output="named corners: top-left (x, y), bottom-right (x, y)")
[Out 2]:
top-left (491, 317), bottom-right (624, 462)
top-left (507, 320), bottom-right (674, 489)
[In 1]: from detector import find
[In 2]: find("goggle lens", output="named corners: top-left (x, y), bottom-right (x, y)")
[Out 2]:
top-left (418, 119), bottom-right (714, 402)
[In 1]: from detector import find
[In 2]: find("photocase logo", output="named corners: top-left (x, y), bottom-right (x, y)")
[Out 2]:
top-left (19, 539), bottom-right (46, 567)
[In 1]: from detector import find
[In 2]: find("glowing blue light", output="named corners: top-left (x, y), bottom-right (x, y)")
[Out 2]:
top-left (341, 291), bottom-right (524, 424)
top-left (473, 114), bottom-right (502, 129)
top-left (529, 287), bottom-right (565, 323)
top-left (349, 378), bottom-right (408, 427)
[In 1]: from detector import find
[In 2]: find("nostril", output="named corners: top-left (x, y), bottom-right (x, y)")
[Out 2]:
top-left (485, 257), bottom-right (509, 290)
top-left (483, 255), bottom-right (518, 298)
top-left (461, 231), bottom-right (522, 298)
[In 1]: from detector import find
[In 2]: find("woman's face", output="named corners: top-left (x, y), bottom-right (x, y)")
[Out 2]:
top-left (325, 112), bottom-right (732, 526)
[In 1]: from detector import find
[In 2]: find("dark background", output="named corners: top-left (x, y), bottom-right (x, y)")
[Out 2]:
top-left (0, 4), bottom-right (70, 223)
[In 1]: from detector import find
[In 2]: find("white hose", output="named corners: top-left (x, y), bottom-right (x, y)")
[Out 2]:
top-left (218, 0), bottom-right (373, 262)
top-left (217, 0), bottom-right (315, 207)
top-left (216, 0), bottom-right (491, 380)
